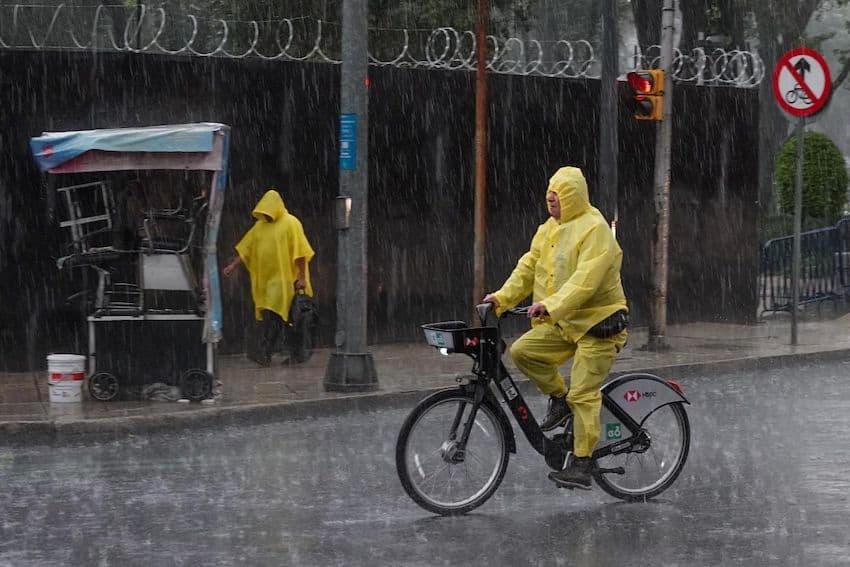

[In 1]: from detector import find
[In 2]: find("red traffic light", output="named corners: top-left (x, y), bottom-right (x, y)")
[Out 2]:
top-left (624, 69), bottom-right (664, 121)
top-left (627, 72), bottom-right (653, 94)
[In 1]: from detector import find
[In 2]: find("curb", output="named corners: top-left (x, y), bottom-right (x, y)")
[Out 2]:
top-left (2, 347), bottom-right (848, 446)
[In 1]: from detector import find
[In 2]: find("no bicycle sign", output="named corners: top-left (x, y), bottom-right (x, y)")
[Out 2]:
top-left (772, 47), bottom-right (832, 117)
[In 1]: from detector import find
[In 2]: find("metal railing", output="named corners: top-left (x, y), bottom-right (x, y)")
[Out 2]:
top-left (760, 218), bottom-right (850, 314)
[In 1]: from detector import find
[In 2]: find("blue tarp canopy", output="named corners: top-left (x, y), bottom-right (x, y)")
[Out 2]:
top-left (30, 123), bottom-right (226, 172)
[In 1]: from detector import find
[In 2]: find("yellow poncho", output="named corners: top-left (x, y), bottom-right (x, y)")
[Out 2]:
top-left (235, 190), bottom-right (315, 321)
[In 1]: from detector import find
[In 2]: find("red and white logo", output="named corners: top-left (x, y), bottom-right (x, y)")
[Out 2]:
top-left (624, 390), bottom-right (641, 402)
top-left (464, 336), bottom-right (479, 347)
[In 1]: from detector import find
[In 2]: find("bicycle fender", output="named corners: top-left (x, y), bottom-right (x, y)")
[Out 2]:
top-left (420, 386), bottom-right (517, 454)
top-left (601, 373), bottom-right (689, 426)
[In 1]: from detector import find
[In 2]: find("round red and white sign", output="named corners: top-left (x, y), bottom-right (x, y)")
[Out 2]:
top-left (772, 47), bottom-right (832, 117)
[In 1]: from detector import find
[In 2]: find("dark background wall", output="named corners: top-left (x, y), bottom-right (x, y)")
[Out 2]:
top-left (0, 51), bottom-right (759, 371)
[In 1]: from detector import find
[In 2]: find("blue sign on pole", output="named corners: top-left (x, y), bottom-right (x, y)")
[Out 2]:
top-left (339, 113), bottom-right (358, 170)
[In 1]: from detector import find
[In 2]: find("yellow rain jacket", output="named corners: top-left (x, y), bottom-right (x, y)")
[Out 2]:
top-left (235, 190), bottom-right (315, 321)
top-left (492, 167), bottom-right (627, 341)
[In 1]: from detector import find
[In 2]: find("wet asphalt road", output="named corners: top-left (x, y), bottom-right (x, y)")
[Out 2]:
top-left (2, 359), bottom-right (850, 566)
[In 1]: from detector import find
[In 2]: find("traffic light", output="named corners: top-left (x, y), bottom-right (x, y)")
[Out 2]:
top-left (625, 69), bottom-right (664, 121)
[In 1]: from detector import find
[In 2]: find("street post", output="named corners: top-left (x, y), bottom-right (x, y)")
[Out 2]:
top-left (324, 0), bottom-right (378, 391)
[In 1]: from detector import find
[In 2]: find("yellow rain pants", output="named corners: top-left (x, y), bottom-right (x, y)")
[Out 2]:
top-left (510, 323), bottom-right (627, 457)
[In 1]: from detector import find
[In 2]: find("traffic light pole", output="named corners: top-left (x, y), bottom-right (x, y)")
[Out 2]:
top-left (645, 0), bottom-right (675, 351)
top-left (324, 0), bottom-right (378, 391)
top-left (598, 0), bottom-right (618, 225)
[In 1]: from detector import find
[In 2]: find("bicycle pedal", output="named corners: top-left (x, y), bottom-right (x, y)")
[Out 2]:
top-left (554, 482), bottom-right (592, 491)
top-left (596, 466), bottom-right (625, 475)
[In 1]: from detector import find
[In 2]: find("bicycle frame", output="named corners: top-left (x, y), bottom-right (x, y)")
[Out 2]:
top-left (422, 306), bottom-right (689, 473)
top-left (423, 312), bottom-right (570, 469)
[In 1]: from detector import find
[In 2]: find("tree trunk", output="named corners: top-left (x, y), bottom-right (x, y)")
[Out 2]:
top-left (678, 0), bottom-right (709, 50)
top-left (717, 0), bottom-right (746, 48)
top-left (631, 0), bottom-right (663, 51)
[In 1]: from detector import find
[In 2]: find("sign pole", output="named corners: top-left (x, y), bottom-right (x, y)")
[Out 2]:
top-left (791, 116), bottom-right (804, 346)
top-left (771, 47), bottom-right (831, 346)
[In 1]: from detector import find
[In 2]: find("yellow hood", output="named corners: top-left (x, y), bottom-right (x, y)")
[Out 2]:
top-left (252, 189), bottom-right (288, 223)
top-left (546, 166), bottom-right (590, 223)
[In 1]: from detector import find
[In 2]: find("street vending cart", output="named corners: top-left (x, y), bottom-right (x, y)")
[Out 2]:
top-left (30, 123), bottom-right (230, 401)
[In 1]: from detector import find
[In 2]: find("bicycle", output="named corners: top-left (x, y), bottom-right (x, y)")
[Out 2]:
top-left (396, 304), bottom-right (691, 516)
top-left (785, 84), bottom-right (811, 105)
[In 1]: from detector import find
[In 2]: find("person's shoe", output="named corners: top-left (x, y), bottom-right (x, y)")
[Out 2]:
top-left (540, 395), bottom-right (570, 432)
top-left (247, 352), bottom-right (271, 367)
top-left (548, 455), bottom-right (594, 490)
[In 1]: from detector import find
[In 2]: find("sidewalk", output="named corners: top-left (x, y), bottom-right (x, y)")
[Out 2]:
top-left (2, 314), bottom-right (849, 440)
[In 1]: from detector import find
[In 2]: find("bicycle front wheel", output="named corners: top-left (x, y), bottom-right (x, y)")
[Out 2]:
top-left (593, 402), bottom-right (690, 501)
top-left (396, 389), bottom-right (510, 516)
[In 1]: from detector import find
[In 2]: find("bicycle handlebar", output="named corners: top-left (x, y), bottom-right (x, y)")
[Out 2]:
top-left (475, 302), bottom-right (533, 326)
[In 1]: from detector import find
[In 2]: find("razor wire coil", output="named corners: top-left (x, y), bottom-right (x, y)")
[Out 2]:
top-left (0, 3), bottom-right (764, 86)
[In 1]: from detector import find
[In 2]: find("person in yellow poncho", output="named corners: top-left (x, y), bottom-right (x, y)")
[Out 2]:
top-left (223, 189), bottom-right (315, 367)
top-left (483, 166), bottom-right (629, 490)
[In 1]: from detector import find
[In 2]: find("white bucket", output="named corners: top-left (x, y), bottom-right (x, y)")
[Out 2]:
top-left (47, 354), bottom-right (86, 403)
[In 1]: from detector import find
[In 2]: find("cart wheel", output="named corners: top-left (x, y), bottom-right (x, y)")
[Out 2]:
top-left (179, 369), bottom-right (213, 401)
top-left (88, 372), bottom-right (120, 401)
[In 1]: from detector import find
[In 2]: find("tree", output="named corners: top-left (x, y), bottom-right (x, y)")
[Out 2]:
top-left (630, 0), bottom-right (662, 50)
top-left (775, 131), bottom-right (849, 222)
top-left (630, 1), bottom-right (837, 220)
top-left (815, 0), bottom-right (850, 91)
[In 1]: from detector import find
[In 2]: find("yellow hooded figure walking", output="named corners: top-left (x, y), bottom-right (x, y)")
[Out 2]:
top-left (483, 166), bottom-right (628, 490)
top-left (223, 189), bottom-right (315, 367)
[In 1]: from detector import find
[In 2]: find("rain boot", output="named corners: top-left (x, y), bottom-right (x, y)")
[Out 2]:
top-left (540, 394), bottom-right (570, 431)
top-left (548, 455), bottom-right (594, 490)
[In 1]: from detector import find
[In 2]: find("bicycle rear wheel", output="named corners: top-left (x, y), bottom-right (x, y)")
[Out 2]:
top-left (396, 389), bottom-right (509, 516)
top-left (593, 402), bottom-right (690, 501)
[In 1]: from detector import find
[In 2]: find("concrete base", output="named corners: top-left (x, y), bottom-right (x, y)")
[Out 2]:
top-left (324, 352), bottom-right (379, 392)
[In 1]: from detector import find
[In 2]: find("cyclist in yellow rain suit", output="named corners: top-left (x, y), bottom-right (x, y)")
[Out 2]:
top-left (483, 166), bottom-right (628, 490)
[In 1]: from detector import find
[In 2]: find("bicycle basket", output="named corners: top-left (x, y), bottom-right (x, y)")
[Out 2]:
top-left (421, 321), bottom-right (497, 354)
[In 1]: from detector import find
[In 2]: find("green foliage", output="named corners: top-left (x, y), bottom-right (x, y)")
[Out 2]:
top-left (775, 131), bottom-right (849, 223)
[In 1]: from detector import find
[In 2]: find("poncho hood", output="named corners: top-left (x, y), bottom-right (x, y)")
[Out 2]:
top-left (546, 166), bottom-right (590, 224)
top-left (252, 189), bottom-right (288, 223)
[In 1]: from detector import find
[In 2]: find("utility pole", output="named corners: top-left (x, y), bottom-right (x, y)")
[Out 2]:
top-left (598, 0), bottom-right (618, 225)
top-left (324, 0), bottom-right (378, 391)
top-left (646, 0), bottom-right (675, 351)
top-left (472, 0), bottom-right (490, 314)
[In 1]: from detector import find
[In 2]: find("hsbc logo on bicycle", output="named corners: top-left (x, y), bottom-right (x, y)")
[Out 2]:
top-left (624, 390), bottom-right (657, 402)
